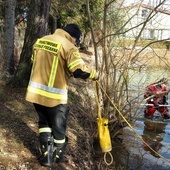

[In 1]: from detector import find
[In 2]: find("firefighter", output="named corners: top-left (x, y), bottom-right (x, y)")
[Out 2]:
top-left (144, 78), bottom-right (169, 119)
top-left (25, 24), bottom-right (99, 167)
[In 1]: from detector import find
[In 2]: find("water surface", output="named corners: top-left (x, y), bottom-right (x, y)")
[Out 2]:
top-left (126, 68), bottom-right (170, 169)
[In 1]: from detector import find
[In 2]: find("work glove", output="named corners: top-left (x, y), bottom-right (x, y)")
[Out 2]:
top-left (92, 71), bottom-right (99, 81)
top-left (151, 99), bottom-right (159, 107)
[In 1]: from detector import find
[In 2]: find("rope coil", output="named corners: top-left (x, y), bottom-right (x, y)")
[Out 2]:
top-left (104, 152), bottom-right (113, 166)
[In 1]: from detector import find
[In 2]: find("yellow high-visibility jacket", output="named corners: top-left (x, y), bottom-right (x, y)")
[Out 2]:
top-left (25, 29), bottom-right (98, 107)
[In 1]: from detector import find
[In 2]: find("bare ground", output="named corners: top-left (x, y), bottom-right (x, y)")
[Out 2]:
top-left (0, 49), bottom-right (113, 170)
top-left (0, 78), bottom-right (106, 170)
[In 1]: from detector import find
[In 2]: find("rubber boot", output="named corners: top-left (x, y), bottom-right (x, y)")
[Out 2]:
top-left (39, 137), bottom-right (53, 167)
top-left (54, 137), bottom-right (68, 164)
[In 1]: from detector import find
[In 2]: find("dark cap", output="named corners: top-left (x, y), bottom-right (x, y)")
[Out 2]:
top-left (63, 23), bottom-right (82, 43)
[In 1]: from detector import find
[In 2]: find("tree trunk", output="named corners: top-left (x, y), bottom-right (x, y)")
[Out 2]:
top-left (13, 0), bottom-right (51, 87)
top-left (2, 0), bottom-right (15, 76)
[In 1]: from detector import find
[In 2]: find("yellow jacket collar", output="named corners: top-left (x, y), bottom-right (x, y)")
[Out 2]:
top-left (54, 29), bottom-right (76, 44)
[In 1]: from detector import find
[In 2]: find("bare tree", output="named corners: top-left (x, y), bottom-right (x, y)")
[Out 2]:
top-left (2, 0), bottom-right (15, 77)
top-left (13, 0), bottom-right (51, 87)
top-left (87, 0), bottom-right (170, 131)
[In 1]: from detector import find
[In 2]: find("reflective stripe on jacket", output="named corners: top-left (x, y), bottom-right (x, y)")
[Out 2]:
top-left (26, 29), bottom-right (98, 107)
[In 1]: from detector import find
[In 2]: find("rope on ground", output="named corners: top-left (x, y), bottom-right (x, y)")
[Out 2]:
top-left (96, 80), bottom-right (170, 163)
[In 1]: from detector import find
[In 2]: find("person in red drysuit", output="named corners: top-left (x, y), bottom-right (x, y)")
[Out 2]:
top-left (144, 78), bottom-right (169, 119)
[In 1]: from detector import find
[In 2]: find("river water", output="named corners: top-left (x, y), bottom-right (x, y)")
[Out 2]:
top-left (112, 68), bottom-right (170, 170)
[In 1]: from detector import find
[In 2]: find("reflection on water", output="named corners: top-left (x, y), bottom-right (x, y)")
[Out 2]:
top-left (132, 119), bottom-right (170, 170)
top-left (117, 118), bottom-right (170, 170)
top-left (142, 120), bottom-right (166, 158)
top-left (120, 68), bottom-right (170, 170)
top-left (101, 68), bottom-right (170, 169)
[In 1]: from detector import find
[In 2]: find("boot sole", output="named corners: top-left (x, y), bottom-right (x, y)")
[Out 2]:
top-left (40, 162), bottom-right (53, 167)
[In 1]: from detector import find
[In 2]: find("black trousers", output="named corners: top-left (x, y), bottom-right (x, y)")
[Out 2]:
top-left (34, 103), bottom-right (70, 143)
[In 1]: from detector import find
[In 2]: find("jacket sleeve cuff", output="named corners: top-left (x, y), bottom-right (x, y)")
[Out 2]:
top-left (89, 69), bottom-right (99, 80)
